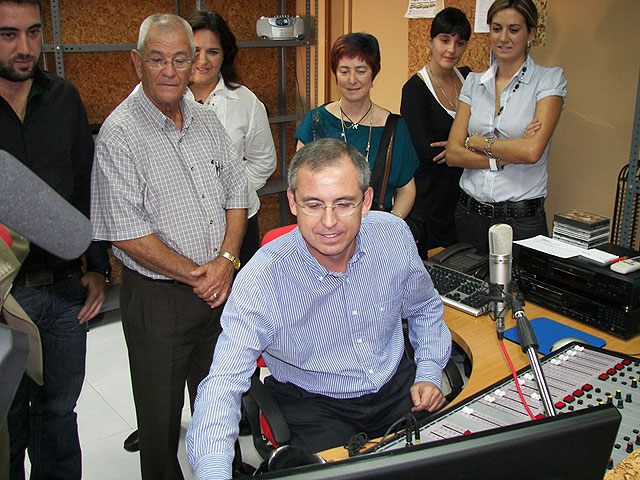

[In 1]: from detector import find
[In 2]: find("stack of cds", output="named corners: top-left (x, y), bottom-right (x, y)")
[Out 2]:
top-left (552, 209), bottom-right (610, 249)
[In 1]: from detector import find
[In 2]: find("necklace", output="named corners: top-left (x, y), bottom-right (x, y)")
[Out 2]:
top-left (338, 99), bottom-right (372, 130)
top-left (497, 65), bottom-right (527, 116)
top-left (339, 101), bottom-right (374, 162)
top-left (428, 63), bottom-right (458, 111)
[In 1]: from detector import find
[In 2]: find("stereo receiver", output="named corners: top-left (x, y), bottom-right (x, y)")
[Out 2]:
top-left (256, 16), bottom-right (305, 40)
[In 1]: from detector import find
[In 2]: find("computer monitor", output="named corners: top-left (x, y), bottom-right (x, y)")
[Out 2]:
top-left (255, 405), bottom-right (621, 480)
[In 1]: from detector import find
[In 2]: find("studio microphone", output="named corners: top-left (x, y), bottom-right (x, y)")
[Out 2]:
top-left (0, 150), bottom-right (92, 260)
top-left (488, 223), bottom-right (513, 339)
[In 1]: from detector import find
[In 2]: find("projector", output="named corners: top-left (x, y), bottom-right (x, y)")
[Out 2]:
top-left (256, 15), bottom-right (305, 40)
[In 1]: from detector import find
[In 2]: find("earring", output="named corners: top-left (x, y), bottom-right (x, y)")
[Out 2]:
top-left (527, 41), bottom-right (531, 49)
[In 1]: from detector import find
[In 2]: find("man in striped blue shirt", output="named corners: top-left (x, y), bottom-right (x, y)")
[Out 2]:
top-left (187, 138), bottom-right (451, 479)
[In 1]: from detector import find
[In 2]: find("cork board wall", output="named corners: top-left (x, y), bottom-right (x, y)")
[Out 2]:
top-left (409, 0), bottom-right (488, 78)
top-left (40, 1), bottom-right (300, 245)
top-left (408, 0), bottom-right (547, 78)
top-left (39, 1), bottom-right (302, 279)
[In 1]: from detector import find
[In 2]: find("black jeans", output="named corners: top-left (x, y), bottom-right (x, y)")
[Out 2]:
top-left (264, 355), bottom-right (431, 454)
top-left (454, 199), bottom-right (548, 257)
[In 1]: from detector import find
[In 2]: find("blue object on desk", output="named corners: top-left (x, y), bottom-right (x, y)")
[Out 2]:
top-left (503, 317), bottom-right (606, 355)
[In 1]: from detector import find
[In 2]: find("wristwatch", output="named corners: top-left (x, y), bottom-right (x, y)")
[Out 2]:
top-left (219, 251), bottom-right (241, 270)
top-left (488, 156), bottom-right (504, 172)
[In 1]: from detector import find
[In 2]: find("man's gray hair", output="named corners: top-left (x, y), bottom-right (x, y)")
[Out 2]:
top-left (288, 138), bottom-right (371, 194)
top-left (137, 13), bottom-right (195, 54)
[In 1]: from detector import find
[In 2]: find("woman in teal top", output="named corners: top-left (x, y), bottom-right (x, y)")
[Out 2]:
top-left (294, 33), bottom-right (418, 216)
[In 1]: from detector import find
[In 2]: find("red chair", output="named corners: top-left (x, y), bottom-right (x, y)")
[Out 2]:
top-left (260, 224), bottom-right (297, 246)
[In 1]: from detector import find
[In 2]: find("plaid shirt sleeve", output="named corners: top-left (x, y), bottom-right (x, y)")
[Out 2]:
top-left (91, 125), bottom-right (153, 242)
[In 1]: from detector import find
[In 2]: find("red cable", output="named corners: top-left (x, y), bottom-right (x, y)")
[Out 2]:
top-left (499, 339), bottom-right (536, 420)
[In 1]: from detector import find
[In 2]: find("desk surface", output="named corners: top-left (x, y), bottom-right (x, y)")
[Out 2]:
top-left (319, 302), bottom-right (640, 477)
top-left (446, 302), bottom-right (640, 404)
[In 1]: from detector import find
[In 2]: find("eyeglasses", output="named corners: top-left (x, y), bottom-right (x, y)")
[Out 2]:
top-left (296, 197), bottom-right (364, 217)
top-left (137, 52), bottom-right (193, 70)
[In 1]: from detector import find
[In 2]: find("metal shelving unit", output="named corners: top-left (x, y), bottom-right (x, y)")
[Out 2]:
top-left (615, 69), bottom-right (640, 249)
top-left (43, 0), bottom-right (315, 226)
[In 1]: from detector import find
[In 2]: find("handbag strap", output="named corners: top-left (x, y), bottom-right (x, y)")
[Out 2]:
top-left (370, 113), bottom-right (400, 210)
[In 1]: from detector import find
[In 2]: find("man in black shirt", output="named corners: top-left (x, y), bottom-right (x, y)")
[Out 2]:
top-left (0, 1), bottom-right (109, 478)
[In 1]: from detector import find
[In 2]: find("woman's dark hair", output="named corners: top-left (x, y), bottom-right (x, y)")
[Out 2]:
top-left (487, 0), bottom-right (539, 32)
top-left (431, 7), bottom-right (471, 41)
top-left (330, 33), bottom-right (381, 80)
top-left (184, 10), bottom-right (240, 89)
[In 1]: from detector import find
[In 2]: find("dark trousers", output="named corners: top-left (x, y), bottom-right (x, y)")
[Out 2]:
top-left (120, 267), bottom-right (223, 480)
top-left (239, 214), bottom-right (260, 267)
top-left (454, 200), bottom-right (548, 256)
top-left (264, 355), bottom-right (430, 454)
top-left (8, 272), bottom-right (88, 480)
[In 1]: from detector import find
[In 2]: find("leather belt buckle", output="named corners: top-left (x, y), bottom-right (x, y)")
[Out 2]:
top-left (24, 270), bottom-right (54, 287)
top-left (480, 202), bottom-right (496, 218)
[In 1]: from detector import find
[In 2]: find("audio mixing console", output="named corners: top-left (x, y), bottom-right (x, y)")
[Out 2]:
top-left (369, 343), bottom-right (640, 471)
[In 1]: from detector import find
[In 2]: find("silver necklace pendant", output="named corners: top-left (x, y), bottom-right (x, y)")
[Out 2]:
top-left (352, 123), bottom-right (359, 130)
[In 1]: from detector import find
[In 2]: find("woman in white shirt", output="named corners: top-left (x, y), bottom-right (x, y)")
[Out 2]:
top-left (445, 0), bottom-right (566, 253)
top-left (185, 10), bottom-right (277, 265)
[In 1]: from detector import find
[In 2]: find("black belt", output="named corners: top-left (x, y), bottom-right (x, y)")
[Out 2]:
top-left (14, 265), bottom-right (81, 287)
top-left (458, 191), bottom-right (544, 219)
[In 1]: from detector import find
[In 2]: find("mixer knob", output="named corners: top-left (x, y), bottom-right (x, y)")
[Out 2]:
top-left (627, 442), bottom-right (634, 453)
top-left (626, 393), bottom-right (633, 403)
top-left (615, 390), bottom-right (622, 399)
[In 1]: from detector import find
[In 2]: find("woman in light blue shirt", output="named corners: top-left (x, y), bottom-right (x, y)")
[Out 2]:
top-left (445, 0), bottom-right (567, 253)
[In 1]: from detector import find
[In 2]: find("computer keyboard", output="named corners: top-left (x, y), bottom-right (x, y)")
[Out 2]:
top-left (424, 262), bottom-right (490, 317)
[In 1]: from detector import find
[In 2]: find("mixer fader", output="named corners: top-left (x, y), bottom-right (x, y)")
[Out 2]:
top-left (372, 343), bottom-right (640, 470)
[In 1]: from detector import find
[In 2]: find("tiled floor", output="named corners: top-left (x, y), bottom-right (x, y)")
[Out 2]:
top-left (18, 285), bottom-right (467, 479)
top-left (20, 285), bottom-right (262, 480)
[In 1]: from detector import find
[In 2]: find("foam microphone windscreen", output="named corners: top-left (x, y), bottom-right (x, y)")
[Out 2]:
top-left (0, 150), bottom-right (91, 260)
top-left (488, 223), bottom-right (513, 256)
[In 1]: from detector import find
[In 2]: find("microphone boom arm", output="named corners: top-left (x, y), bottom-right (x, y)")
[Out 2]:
top-left (510, 295), bottom-right (557, 418)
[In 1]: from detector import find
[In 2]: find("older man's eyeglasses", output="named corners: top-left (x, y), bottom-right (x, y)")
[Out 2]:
top-left (137, 52), bottom-right (193, 70)
top-left (296, 197), bottom-right (364, 217)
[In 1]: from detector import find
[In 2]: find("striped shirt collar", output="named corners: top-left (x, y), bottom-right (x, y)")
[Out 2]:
top-left (131, 82), bottom-right (195, 132)
top-left (292, 219), bottom-right (368, 281)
